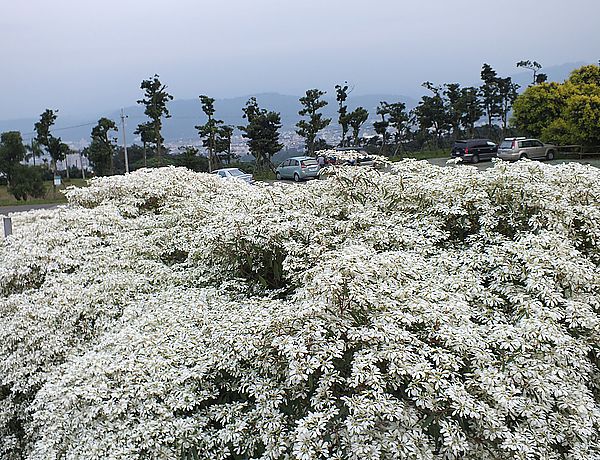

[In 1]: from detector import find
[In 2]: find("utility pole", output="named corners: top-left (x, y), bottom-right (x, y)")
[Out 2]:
top-left (120, 109), bottom-right (130, 174)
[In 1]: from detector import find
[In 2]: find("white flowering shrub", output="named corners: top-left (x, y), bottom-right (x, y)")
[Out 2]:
top-left (315, 149), bottom-right (388, 167)
top-left (0, 162), bottom-right (599, 459)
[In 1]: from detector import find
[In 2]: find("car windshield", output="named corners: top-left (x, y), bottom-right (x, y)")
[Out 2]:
top-left (301, 160), bottom-right (318, 166)
top-left (229, 169), bottom-right (245, 176)
top-left (500, 140), bottom-right (514, 149)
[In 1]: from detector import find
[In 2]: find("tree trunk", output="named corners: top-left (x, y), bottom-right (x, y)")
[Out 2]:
top-left (155, 124), bottom-right (161, 166)
top-left (80, 152), bottom-right (86, 180)
top-left (227, 135), bottom-right (232, 164)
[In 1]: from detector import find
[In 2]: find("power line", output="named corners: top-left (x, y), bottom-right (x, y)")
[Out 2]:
top-left (20, 121), bottom-right (98, 138)
top-left (18, 115), bottom-right (206, 142)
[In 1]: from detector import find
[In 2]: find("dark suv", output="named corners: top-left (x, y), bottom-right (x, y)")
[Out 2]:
top-left (451, 139), bottom-right (498, 163)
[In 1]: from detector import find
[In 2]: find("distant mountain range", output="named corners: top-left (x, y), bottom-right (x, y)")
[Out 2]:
top-left (0, 93), bottom-right (418, 145)
top-left (0, 61), bottom-right (589, 145)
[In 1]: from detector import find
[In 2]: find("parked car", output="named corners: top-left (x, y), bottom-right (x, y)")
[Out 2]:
top-left (451, 139), bottom-right (498, 163)
top-left (213, 168), bottom-right (254, 184)
top-left (497, 138), bottom-right (557, 161)
top-left (275, 157), bottom-right (320, 181)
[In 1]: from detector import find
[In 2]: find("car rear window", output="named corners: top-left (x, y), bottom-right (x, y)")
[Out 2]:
top-left (301, 160), bottom-right (318, 166)
top-left (500, 140), bottom-right (514, 149)
top-left (229, 169), bottom-right (244, 176)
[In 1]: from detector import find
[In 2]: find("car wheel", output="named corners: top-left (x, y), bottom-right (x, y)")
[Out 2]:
top-left (546, 150), bottom-right (555, 161)
top-left (471, 154), bottom-right (480, 164)
top-left (520, 153), bottom-right (528, 160)
top-left (276, 172), bottom-right (281, 180)
top-left (293, 173), bottom-right (300, 182)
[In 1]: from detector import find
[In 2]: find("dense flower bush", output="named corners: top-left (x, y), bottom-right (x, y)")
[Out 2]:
top-left (0, 161), bottom-right (599, 459)
top-left (315, 149), bottom-right (388, 166)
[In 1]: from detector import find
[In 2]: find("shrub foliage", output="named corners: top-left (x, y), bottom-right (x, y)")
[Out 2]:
top-left (0, 161), bottom-right (599, 459)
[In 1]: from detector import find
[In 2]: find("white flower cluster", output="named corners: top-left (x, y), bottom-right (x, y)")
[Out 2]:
top-left (315, 149), bottom-right (388, 166)
top-left (0, 161), bottom-right (599, 459)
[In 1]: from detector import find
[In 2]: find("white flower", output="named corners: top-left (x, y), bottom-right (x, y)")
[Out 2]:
top-left (0, 161), bottom-right (599, 459)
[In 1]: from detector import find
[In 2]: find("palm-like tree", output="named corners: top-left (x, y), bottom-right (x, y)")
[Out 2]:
top-left (25, 139), bottom-right (43, 166)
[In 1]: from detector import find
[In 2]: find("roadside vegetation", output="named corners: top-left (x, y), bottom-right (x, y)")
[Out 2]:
top-left (0, 179), bottom-right (87, 206)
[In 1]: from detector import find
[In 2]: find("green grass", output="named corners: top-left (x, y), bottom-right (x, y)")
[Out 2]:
top-left (252, 169), bottom-right (276, 181)
top-left (0, 178), bottom-right (88, 207)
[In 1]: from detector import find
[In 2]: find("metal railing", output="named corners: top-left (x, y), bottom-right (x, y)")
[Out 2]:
top-left (558, 145), bottom-right (600, 159)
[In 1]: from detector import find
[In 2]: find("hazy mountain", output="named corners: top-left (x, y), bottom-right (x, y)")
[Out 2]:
top-left (0, 93), bottom-right (417, 145)
top-left (0, 61), bottom-right (590, 145)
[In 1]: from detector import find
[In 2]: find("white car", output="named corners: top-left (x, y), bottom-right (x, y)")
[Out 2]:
top-left (213, 168), bottom-right (254, 184)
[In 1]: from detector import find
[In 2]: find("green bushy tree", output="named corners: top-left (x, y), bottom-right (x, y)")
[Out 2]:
top-left (239, 97), bottom-right (283, 171)
top-left (296, 89), bottom-right (331, 156)
top-left (513, 64), bottom-right (600, 146)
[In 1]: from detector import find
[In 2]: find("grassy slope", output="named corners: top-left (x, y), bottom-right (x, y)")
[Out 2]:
top-left (0, 179), bottom-right (88, 206)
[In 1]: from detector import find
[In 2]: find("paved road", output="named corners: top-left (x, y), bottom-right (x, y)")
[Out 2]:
top-left (0, 203), bottom-right (60, 215)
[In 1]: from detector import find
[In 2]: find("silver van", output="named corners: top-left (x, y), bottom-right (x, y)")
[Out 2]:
top-left (497, 138), bottom-right (557, 161)
top-left (275, 156), bottom-right (320, 181)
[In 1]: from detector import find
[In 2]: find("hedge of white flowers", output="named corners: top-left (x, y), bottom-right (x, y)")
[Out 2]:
top-left (1, 160), bottom-right (599, 460)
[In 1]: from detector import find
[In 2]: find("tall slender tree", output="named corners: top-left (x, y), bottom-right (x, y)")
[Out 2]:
top-left (459, 87), bottom-right (483, 138)
top-left (335, 82), bottom-right (350, 147)
top-left (347, 107), bottom-right (369, 147)
top-left (134, 122), bottom-right (153, 168)
top-left (296, 89), bottom-right (331, 156)
top-left (444, 83), bottom-right (463, 139)
top-left (34, 109), bottom-right (68, 174)
top-left (46, 137), bottom-right (69, 176)
top-left (34, 109), bottom-right (57, 149)
top-left (386, 102), bottom-right (410, 155)
top-left (373, 102), bottom-right (390, 155)
top-left (239, 98), bottom-right (283, 171)
top-left (216, 125), bottom-right (234, 165)
top-left (517, 60), bottom-right (547, 85)
top-left (497, 77), bottom-right (520, 135)
top-left (196, 95), bottom-right (223, 172)
top-left (87, 118), bottom-right (118, 176)
top-left (25, 139), bottom-right (42, 166)
top-left (137, 75), bottom-right (173, 165)
top-left (413, 82), bottom-right (450, 148)
top-left (479, 64), bottom-right (502, 137)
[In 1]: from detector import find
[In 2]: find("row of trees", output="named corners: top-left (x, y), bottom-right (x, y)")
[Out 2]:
top-left (21, 60), bottom-right (548, 180)
top-left (5, 61), bottom-right (598, 194)
top-left (292, 60), bottom-right (551, 156)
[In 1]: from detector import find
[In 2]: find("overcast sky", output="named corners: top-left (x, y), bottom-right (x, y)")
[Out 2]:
top-left (2, 0), bottom-right (598, 120)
